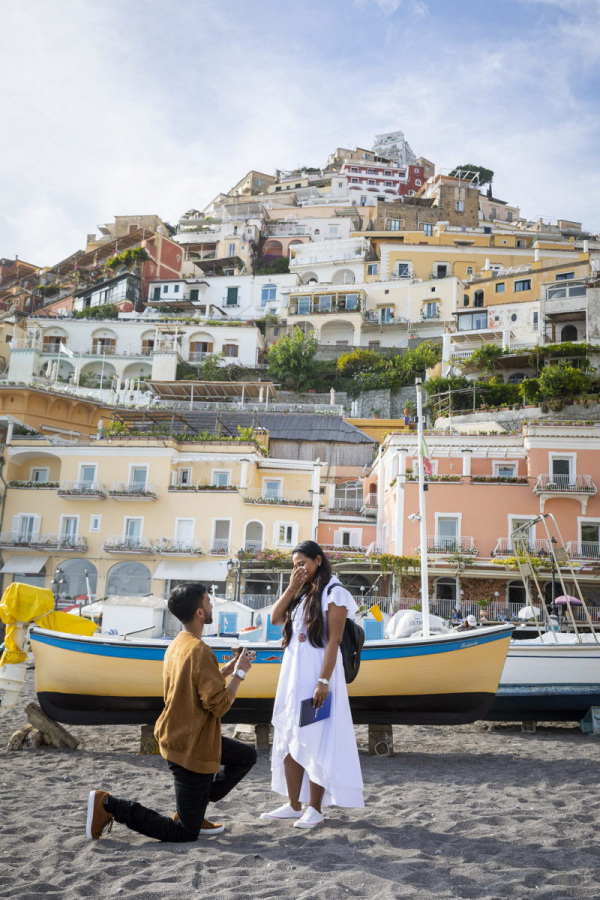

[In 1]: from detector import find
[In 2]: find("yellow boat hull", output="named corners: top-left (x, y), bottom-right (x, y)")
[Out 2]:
top-left (30, 625), bottom-right (513, 726)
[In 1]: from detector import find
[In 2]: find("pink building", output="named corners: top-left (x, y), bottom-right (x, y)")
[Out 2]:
top-left (369, 422), bottom-right (600, 611)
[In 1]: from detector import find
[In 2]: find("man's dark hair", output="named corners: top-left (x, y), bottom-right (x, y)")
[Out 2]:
top-left (167, 582), bottom-right (208, 624)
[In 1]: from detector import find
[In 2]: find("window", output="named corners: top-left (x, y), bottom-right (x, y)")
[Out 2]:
top-left (318, 295), bottom-right (332, 312)
top-left (153, 287), bottom-right (160, 300)
top-left (368, 340), bottom-right (380, 349)
top-left (463, 294), bottom-right (470, 307)
top-left (328, 225), bottom-right (340, 238)
top-left (509, 518), bottom-right (533, 551)
top-left (31, 468), bottom-right (49, 483)
top-left (367, 168), bottom-right (375, 174)
top-left (423, 302), bottom-right (438, 319)
top-left (359, 197), bottom-right (367, 206)
top-left (395, 262), bottom-right (410, 278)
top-left (490, 207), bottom-right (497, 218)
top-left (581, 523), bottom-right (600, 556)
top-left (458, 311), bottom-right (488, 331)
top-left (561, 324), bottom-right (578, 341)
top-left (228, 243), bottom-right (236, 257)
top-left (61, 516), bottom-right (79, 541)
top-left (384, 170), bottom-right (391, 176)
top-left (473, 291), bottom-right (484, 307)
top-left (367, 180), bottom-right (376, 185)
top-left (390, 219), bottom-right (401, 230)
top-left (533, 311), bottom-right (539, 330)
top-left (350, 167), bottom-right (358, 172)
top-left (90, 515), bottom-right (102, 532)
top-left (551, 456), bottom-right (573, 481)
top-left (494, 283), bottom-right (506, 294)
top-left (436, 516), bottom-right (459, 550)
top-left (514, 279), bottom-right (531, 292)
top-left (175, 519), bottom-right (194, 542)
top-left (423, 223), bottom-right (433, 236)
top-left (296, 296), bottom-right (311, 315)
top-left (177, 468), bottom-right (192, 485)
top-left (380, 307), bottom-right (394, 323)
top-left (495, 464), bottom-right (517, 479)
top-left (79, 465), bottom-right (97, 484)
top-left (163, 285), bottom-right (168, 293)
top-left (223, 343), bottom-right (239, 357)
top-left (211, 520), bottom-right (231, 554)
top-left (124, 518), bottom-right (143, 543)
top-left (367, 263), bottom-right (378, 275)
top-left (226, 287), bottom-right (239, 306)
top-left (276, 523), bottom-right (297, 547)
top-left (511, 313), bottom-right (517, 322)
top-left (174, 284), bottom-right (180, 294)
top-left (455, 201), bottom-right (464, 212)
top-left (130, 466), bottom-right (148, 487)
top-left (508, 372), bottom-right (527, 384)
top-left (556, 272), bottom-right (575, 280)
top-left (264, 479), bottom-right (282, 499)
top-left (466, 267), bottom-right (474, 275)
top-left (351, 178), bottom-right (359, 183)
top-left (415, 179), bottom-right (422, 186)
top-left (435, 264), bottom-right (449, 279)
top-left (213, 471), bottom-right (231, 487)
top-left (507, 212), bottom-right (513, 222)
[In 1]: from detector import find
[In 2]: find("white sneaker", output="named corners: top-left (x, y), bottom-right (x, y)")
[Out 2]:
top-left (293, 806), bottom-right (325, 829)
top-left (260, 803), bottom-right (303, 821)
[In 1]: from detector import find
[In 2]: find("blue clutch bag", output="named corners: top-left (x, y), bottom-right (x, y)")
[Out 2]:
top-left (299, 693), bottom-right (332, 727)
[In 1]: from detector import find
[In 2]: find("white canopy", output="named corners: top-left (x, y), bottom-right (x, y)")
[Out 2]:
top-left (0, 555), bottom-right (48, 574)
top-left (152, 560), bottom-right (229, 582)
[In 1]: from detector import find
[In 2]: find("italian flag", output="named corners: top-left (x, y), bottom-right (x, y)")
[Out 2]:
top-left (420, 435), bottom-right (434, 476)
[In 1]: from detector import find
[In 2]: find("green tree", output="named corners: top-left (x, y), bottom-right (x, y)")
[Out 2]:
top-left (449, 164), bottom-right (494, 187)
top-left (266, 327), bottom-right (319, 390)
top-left (460, 343), bottom-right (504, 375)
top-left (337, 348), bottom-right (383, 378)
top-left (536, 364), bottom-right (590, 400)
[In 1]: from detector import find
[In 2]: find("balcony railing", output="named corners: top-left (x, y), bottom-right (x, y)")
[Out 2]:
top-left (188, 352), bottom-right (209, 362)
top-left (244, 540), bottom-right (263, 553)
top-left (108, 482), bottom-right (158, 500)
top-left (327, 498), bottom-right (362, 513)
top-left (0, 532), bottom-right (87, 551)
top-left (288, 299), bottom-right (363, 316)
top-left (534, 474), bottom-right (597, 495)
top-left (210, 539), bottom-right (230, 555)
top-left (104, 536), bottom-right (153, 553)
top-left (423, 536), bottom-right (478, 555)
top-left (493, 537), bottom-right (552, 557)
top-left (58, 481), bottom-right (106, 498)
top-left (361, 495), bottom-right (378, 516)
top-left (241, 488), bottom-right (314, 507)
top-left (155, 539), bottom-right (203, 555)
top-left (89, 345), bottom-right (116, 356)
top-left (566, 541), bottom-right (600, 561)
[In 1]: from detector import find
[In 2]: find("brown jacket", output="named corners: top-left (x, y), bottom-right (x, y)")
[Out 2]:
top-left (154, 630), bottom-right (233, 774)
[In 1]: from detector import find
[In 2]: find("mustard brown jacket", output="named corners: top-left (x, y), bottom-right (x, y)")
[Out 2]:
top-left (154, 630), bottom-right (233, 773)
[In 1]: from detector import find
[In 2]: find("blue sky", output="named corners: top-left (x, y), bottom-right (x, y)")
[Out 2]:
top-left (1, 0), bottom-right (599, 265)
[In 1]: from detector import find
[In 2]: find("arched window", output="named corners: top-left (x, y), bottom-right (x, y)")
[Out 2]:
top-left (473, 291), bottom-right (484, 307)
top-left (334, 480), bottom-right (363, 511)
top-left (106, 561), bottom-right (151, 596)
top-left (244, 521), bottom-right (264, 553)
top-left (435, 577), bottom-right (456, 602)
top-left (508, 580), bottom-right (526, 605)
top-left (57, 559), bottom-right (98, 600)
top-left (561, 325), bottom-right (578, 342)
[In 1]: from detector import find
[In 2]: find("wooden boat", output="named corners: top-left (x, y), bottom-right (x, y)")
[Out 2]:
top-left (487, 634), bottom-right (600, 722)
top-left (29, 623), bottom-right (513, 727)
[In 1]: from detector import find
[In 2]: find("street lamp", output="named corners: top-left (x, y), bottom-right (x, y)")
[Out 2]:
top-left (227, 551), bottom-right (244, 604)
top-left (51, 566), bottom-right (65, 605)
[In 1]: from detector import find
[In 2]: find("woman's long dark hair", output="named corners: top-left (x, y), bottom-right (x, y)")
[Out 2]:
top-left (282, 540), bottom-right (333, 649)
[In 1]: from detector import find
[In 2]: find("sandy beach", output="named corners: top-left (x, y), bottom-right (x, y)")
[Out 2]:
top-left (1, 672), bottom-right (599, 900)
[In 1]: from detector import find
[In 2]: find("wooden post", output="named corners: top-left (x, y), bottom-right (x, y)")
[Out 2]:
top-left (521, 721), bottom-right (537, 733)
top-left (140, 724), bottom-right (160, 755)
top-left (368, 724), bottom-right (394, 757)
top-left (25, 702), bottom-right (79, 749)
top-left (255, 724), bottom-right (271, 750)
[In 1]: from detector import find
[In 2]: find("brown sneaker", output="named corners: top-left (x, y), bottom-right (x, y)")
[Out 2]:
top-left (86, 790), bottom-right (114, 839)
top-left (173, 812), bottom-right (225, 835)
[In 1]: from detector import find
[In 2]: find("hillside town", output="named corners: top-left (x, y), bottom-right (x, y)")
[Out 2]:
top-left (2, 128), bottom-right (600, 629)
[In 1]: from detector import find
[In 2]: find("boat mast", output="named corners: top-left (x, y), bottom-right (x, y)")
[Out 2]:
top-left (416, 378), bottom-right (431, 638)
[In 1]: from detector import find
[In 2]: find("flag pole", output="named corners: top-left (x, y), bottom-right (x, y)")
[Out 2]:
top-left (416, 378), bottom-right (431, 638)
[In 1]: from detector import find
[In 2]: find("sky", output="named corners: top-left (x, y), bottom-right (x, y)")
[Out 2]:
top-left (1, 0), bottom-right (599, 266)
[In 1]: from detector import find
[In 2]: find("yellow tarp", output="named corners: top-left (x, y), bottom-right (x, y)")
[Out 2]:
top-left (0, 582), bottom-right (98, 665)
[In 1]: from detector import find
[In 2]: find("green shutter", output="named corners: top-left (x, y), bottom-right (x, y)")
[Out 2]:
top-left (226, 287), bottom-right (238, 305)
top-left (190, 289), bottom-right (199, 302)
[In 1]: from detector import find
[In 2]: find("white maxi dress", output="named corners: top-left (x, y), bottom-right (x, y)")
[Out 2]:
top-left (270, 577), bottom-right (364, 808)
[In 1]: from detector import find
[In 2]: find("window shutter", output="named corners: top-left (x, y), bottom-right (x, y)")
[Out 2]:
top-left (226, 287), bottom-right (238, 304)
top-left (11, 515), bottom-right (20, 536)
top-left (32, 515), bottom-right (41, 537)
top-left (333, 529), bottom-right (342, 547)
top-left (190, 289), bottom-right (199, 302)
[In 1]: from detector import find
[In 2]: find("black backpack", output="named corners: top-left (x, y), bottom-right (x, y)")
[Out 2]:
top-left (326, 582), bottom-right (365, 684)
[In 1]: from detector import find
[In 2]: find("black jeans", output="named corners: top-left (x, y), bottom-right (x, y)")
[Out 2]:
top-left (106, 736), bottom-right (257, 842)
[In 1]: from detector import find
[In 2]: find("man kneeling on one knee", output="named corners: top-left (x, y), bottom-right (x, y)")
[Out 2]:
top-left (86, 581), bottom-right (257, 842)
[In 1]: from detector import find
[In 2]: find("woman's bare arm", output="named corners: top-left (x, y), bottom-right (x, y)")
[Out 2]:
top-left (270, 565), bottom-right (307, 625)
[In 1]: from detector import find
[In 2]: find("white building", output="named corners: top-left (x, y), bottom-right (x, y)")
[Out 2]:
top-left (146, 272), bottom-right (298, 319)
top-left (372, 131), bottom-right (416, 168)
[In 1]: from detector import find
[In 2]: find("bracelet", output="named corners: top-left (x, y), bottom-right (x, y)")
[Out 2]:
top-left (317, 677), bottom-right (329, 686)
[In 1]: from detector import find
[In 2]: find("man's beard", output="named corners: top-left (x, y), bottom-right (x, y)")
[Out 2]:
top-left (204, 610), bottom-right (213, 625)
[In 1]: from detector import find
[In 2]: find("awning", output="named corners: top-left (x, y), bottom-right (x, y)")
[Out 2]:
top-left (152, 560), bottom-right (229, 582)
top-left (0, 555), bottom-right (49, 574)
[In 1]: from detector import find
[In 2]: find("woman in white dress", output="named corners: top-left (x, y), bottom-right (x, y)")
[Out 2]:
top-left (261, 540), bottom-right (364, 830)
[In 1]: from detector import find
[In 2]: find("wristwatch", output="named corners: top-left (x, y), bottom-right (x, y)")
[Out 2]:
top-left (317, 677), bottom-right (329, 686)
top-left (233, 669), bottom-right (246, 680)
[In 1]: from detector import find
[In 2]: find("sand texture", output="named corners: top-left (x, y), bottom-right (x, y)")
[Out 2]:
top-left (1, 672), bottom-right (599, 900)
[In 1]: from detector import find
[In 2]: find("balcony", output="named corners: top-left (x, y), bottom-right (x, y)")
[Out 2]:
top-left (290, 237), bottom-right (371, 267)
top-left (288, 292), bottom-right (365, 317)
top-left (242, 488), bottom-right (314, 507)
top-left (534, 474), bottom-right (597, 514)
top-left (243, 540), bottom-right (263, 553)
top-left (361, 495), bottom-right (378, 516)
top-left (493, 537), bottom-right (552, 557)
top-left (58, 481), bottom-right (106, 500)
top-left (210, 539), bottom-right (230, 555)
top-left (566, 541), bottom-right (600, 562)
top-left (108, 482), bottom-right (158, 500)
top-left (0, 533), bottom-right (88, 552)
top-left (88, 345), bottom-right (116, 356)
top-left (155, 539), bottom-right (203, 555)
top-left (267, 224), bottom-right (311, 237)
top-left (327, 498), bottom-right (362, 513)
top-left (104, 536), bottom-right (154, 553)
top-left (422, 536), bottom-right (478, 556)
top-left (188, 352), bottom-right (209, 362)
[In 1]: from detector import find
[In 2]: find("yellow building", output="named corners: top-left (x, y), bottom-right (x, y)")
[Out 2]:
top-left (0, 435), bottom-right (320, 602)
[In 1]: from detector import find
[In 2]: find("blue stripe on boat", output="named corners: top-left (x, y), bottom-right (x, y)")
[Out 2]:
top-left (29, 627), bottom-right (509, 662)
